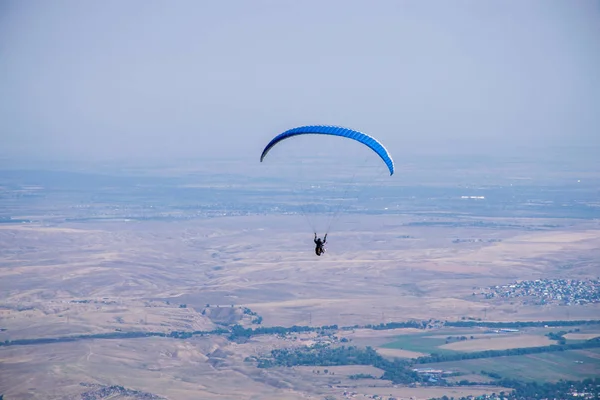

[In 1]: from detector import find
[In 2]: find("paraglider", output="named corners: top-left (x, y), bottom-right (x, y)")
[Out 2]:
top-left (260, 125), bottom-right (394, 255)
top-left (314, 233), bottom-right (327, 256)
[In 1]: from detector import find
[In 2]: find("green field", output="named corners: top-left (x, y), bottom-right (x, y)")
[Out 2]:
top-left (424, 348), bottom-right (600, 382)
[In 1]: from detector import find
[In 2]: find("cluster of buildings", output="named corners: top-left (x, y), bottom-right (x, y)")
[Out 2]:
top-left (476, 278), bottom-right (600, 305)
top-left (412, 368), bottom-right (455, 383)
top-left (341, 391), bottom-right (396, 400)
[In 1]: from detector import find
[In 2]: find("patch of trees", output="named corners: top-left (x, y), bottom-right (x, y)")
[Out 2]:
top-left (499, 377), bottom-right (600, 398)
top-left (228, 324), bottom-right (339, 340)
top-left (480, 370), bottom-right (502, 380)
top-left (80, 383), bottom-right (164, 400)
top-left (546, 330), bottom-right (568, 344)
top-left (445, 319), bottom-right (600, 328)
top-left (366, 321), bottom-right (426, 330)
top-left (242, 307), bottom-right (258, 316)
top-left (415, 337), bottom-right (600, 364)
top-left (3, 317), bottom-right (600, 352)
top-left (242, 307), bottom-right (263, 324)
top-left (431, 378), bottom-right (600, 400)
top-left (0, 321), bottom-right (339, 348)
top-left (349, 373), bottom-right (377, 380)
top-left (255, 345), bottom-right (420, 384)
top-left (354, 319), bottom-right (600, 332)
top-left (0, 328), bottom-right (229, 347)
top-left (445, 336), bottom-right (469, 344)
top-left (546, 331), bottom-right (568, 340)
top-left (546, 328), bottom-right (580, 344)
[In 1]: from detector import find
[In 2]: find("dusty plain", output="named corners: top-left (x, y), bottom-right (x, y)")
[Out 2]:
top-left (1, 160), bottom-right (599, 399)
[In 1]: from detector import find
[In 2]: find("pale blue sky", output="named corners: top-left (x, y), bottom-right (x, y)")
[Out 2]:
top-left (1, 0), bottom-right (599, 164)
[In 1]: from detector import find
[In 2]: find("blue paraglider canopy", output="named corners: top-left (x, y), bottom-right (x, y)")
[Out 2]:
top-left (260, 125), bottom-right (394, 176)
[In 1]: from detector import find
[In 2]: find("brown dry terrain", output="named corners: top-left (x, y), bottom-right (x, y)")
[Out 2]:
top-left (564, 333), bottom-right (600, 340)
top-left (1, 211), bottom-right (599, 399)
top-left (376, 347), bottom-right (427, 359)
top-left (439, 334), bottom-right (554, 351)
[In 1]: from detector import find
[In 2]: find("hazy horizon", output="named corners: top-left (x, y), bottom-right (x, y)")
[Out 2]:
top-left (1, 0), bottom-right (599, 166)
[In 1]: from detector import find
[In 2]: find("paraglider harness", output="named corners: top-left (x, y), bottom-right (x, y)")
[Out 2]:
top-left (314, 233), bottom-right (327, 256)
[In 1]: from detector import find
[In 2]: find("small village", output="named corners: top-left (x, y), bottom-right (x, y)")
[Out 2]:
top-left (476, 278), bottom-right (600, 305)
